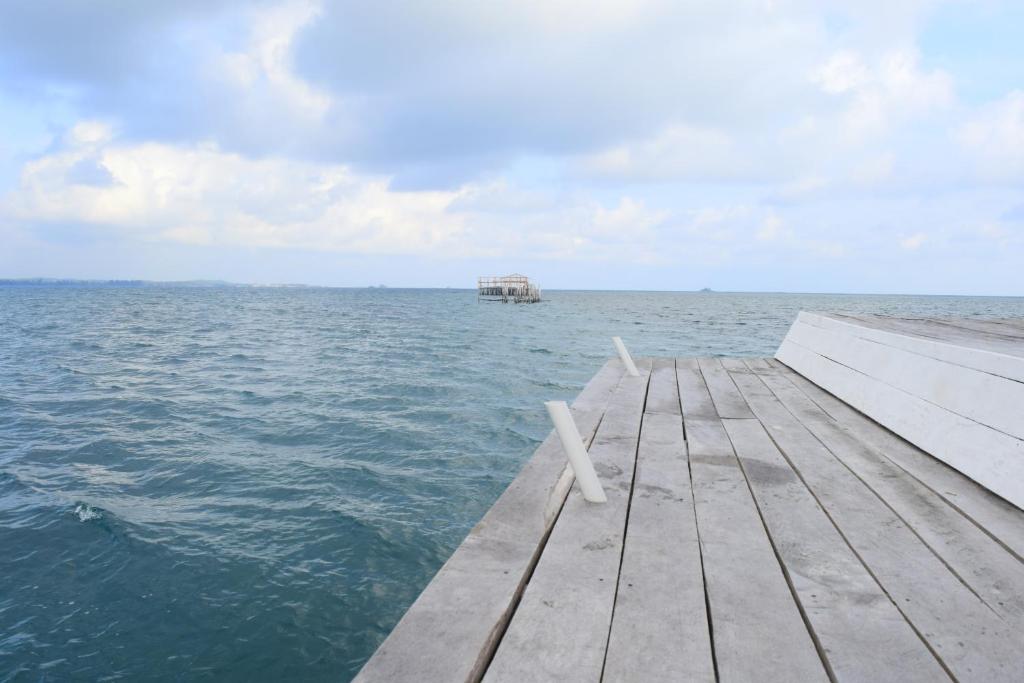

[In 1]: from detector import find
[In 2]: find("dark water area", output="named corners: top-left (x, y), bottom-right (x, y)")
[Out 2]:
top-left (2, 286), bottom-right (1022, 681)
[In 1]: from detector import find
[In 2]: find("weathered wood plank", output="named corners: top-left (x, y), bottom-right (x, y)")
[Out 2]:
top-left (818, 312), bottom-right (1024, 380)
top-left (354, 360), bottom-right (626, 683)
top-left (723, 418), bottom-right (949, 682)
top-left (788, 316), bottom-right (1024, 439)
top-left (676, 357), bottom-right (717, 419)
top-left (882, 316), bottom-right (1024, 347)
top-left (603, 364), bottom-right (714, 683)
top-left (683, 375), bottom-right (827, 682)
top-left (678, 357), bottom-right (735, 457)
top-left (685, 418), bottom-right (734, 458)
top-left (728, 363), bottom-right (1024, 680)
top-left (776, 336), bottom-right (1024, 507)
top-left (748, 360), bottom-right (1024, 629)
top-left (483, 360), bottom-right (652, 682)
top-left (698, 357), bottom-right (755, 418)
top-left (988, 317), bottom-right (1024, 334)
top-left (765, 357), bottom-right (1024, 562)
top-left (929, 317), bottom-right (1024, 342)
top-left (644, 358), bottom-right (681, 415)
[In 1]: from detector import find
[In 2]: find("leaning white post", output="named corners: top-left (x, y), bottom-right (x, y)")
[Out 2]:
top-left (545, 401), bottom-right (607, 503)
top-left (612, 336), bottom-right (640, 377)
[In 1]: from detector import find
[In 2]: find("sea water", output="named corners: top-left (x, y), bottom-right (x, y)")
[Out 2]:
top-left (1, 286), bottom-right (1022, 681)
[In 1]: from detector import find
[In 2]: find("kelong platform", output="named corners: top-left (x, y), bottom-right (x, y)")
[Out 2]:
top-left (355, 313), bottom-right (1024, 682)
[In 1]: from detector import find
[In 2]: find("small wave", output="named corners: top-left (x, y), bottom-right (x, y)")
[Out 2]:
top-left (73, 503), bottom-right (103, 522)
top-left (528, 348), bottom-right (552, 354)
top-left (73, 463), bottom-right (136, 486)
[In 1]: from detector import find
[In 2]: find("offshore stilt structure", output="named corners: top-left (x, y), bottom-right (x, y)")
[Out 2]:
top-left (477, 274), bottom-right (541, 303)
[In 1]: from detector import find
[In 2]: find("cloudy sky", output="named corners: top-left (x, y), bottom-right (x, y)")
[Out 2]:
top-left (1, 1), bottom-right (1022, 293)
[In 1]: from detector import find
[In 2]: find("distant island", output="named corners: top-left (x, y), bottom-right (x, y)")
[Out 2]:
top-left (699, 287), bottom-right (714, 292)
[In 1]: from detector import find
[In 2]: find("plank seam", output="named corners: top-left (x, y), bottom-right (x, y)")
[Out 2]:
top-left (598, 368), bottom-right (652, 682)
top-left (681, 361), bottom-right (720, 682)
top-left (737, 360), bottom-right (961, 682)
top-left (676, 357), bottom-right (688, 443)
top-left (769, 358), bottom-right (1024, 564)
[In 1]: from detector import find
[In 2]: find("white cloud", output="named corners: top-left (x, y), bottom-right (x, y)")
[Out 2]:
top-left (2, 126), bottom-right (673, 263)
top-left (811, 49), bottom-right (952, 143)
top-left (900, 232), bottom-right (928, 250)
top-left (213, 0), bottom-right (331, 121)
top-left (4, 130), bottom-right (466, 255)
top-left (756, 214), bottom-right (791, 242)
top-left (66, 121), bottom-right (115, 146)
top-left (958, 90), bottom-right (1024, 179)
top-left (579, 124), bottom-right (747, 181)
top-left (592, 197), bottom-right (668, 236)
top-left (850, 152), bottom-right (895, 185)
top-left (775, 175), bottom-right (830, 201)
top-left (680, 204), bottom-right (842, 258)
top-left (812, 51), bottom-right (870, 95)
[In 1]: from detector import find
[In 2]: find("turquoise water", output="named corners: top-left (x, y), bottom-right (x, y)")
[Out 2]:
top-left (2, 286), bottom-right (1022, 681)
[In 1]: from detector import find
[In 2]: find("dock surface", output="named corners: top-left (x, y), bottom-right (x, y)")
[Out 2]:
top-left (356, 316), bottom-right (1024, 682)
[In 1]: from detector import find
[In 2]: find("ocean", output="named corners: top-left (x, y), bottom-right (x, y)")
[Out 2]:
top-left (2, 286), bottom-right (1022, 681)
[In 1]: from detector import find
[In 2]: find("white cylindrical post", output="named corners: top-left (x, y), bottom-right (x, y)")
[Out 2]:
top-left (545, 401), bottom-right (607, 503)
top-left (612, 336), bottom-right (640, 377)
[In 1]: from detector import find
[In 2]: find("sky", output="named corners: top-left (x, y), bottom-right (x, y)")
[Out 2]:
top-left (0, 1), bottom-right (1022, 294)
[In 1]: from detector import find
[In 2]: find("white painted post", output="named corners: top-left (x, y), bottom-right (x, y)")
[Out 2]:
top-left (545, 401), bottom-right (607, 503)
top-left (612, 336), bottom-right (640, 377)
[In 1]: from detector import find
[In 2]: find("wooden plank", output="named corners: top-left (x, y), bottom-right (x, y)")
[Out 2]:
top-left (788, 316), bottom-right (1024, 439)
top-left (644, 358), bottom-right (681, 415)
top-left (818, 312), bottom-right (1024, 379)
top-left (603, 364), bottom-right (714, 683)
top-left (698, 357), bottom-right (755, 418)
top-left (747, 360), bottom-right (1024, 630)
top-left (776, 336), bottom-right (1024, 508)
top-left (354, 360), bottom-right (626, 683)
top-left (483, 361), bottom-right (652, 682)
top-left (988, 317), bottom-right (1024, 334)
top-left (727, 363), bottom-right (1024, 680)
top-left (765, 357), bottom-right (1024, 563)
top-left (890, 316), bottom-right (1024, 346)
top-left (677, 358), bottom-right (717, 419)
top-left (723, 418), bottom-right (949, 682)
top-left (931, 317), bottom-right (1024, 342)
top-left (678, 357), bottom-right (735, 457)
top-left (685, 418), bottom-right (734, 458)
top-left (683, 376), bottom-right (827, 681)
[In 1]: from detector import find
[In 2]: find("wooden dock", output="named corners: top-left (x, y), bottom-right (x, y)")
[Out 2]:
top-left (355, 314), bottom-right (1024, 682)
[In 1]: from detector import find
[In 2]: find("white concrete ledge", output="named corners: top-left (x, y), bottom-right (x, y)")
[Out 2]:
top-left (776, 311), bottom-right (1024, 509)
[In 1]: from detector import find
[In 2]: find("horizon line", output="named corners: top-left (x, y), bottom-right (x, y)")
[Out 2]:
top-left (1, 277), bottom-right (1022, 299)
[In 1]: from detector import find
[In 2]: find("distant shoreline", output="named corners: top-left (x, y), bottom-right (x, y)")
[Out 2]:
top-left (1, 279), bottom-right (1022, 298)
